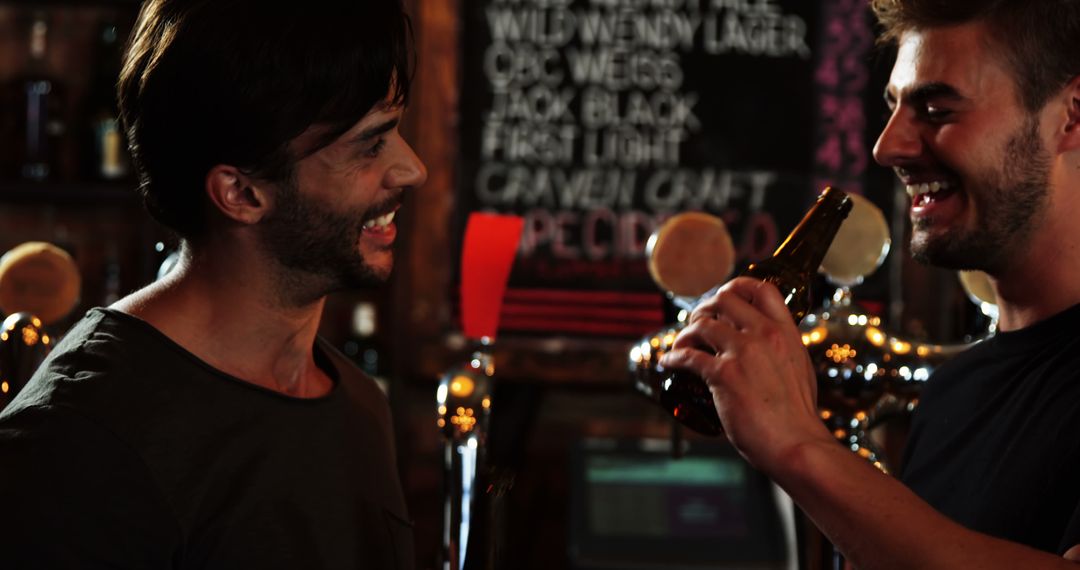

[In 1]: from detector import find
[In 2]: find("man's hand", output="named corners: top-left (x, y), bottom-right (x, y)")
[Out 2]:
top-left (659, 278), bottom-right (1080, 570)
top-left (659, 277), bottom-right (833, 473)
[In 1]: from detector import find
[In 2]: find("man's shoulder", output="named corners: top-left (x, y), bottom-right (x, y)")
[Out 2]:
top-left (0, 307), bottom-right (211, 456)
top-left (34, 307), bottom-right (154, 371)
top-left (1, 309), bottom-right (152, 416)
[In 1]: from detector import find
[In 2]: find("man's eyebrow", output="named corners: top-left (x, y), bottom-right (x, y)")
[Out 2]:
top-left (884, 82), bottom-right (967, 106)
top-left (349, 117), bottom-right (399, 145)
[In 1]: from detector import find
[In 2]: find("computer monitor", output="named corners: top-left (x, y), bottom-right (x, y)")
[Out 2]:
top-left (569, 437), bottom-right (790, 570)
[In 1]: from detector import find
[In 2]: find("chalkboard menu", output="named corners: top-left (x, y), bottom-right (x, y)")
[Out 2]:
top-left (458, 0), bottom-right (876, 338)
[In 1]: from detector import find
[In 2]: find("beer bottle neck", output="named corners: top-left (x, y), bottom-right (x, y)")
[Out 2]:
top-left (770, 187), bottom-right (851, 274)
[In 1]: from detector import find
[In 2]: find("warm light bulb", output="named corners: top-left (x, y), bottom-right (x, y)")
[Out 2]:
top-left (21, 326), bottom-right (40, 346)
top-left (449, 375), bottom-right (475, 398)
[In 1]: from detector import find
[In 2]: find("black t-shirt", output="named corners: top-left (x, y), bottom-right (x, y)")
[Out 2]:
top-left (0, 308), bottom-right (413, 569)
top-left (901, 302), bottom-right (1080, 554)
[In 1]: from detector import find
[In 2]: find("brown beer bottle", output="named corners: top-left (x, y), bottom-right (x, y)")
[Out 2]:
top-left (659, 187), bottom-right (853, 435)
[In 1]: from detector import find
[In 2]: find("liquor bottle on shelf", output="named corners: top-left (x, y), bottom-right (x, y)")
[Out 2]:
top-left (85, 16), bottom-right (129, 181)
top-left (658, 186), bottom-right (853, 436)
top-left (343, 301), bottom-right (388, 394)
top-left (15, 12), bottom-right (67, 182)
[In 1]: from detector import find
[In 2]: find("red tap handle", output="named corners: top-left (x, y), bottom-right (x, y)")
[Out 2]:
top-left (460, 212), bottom-right (524, 342)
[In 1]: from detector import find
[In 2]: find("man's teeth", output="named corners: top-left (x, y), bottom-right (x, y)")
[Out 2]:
top-left (362, 211), bottom-right (396, 230)
top-left (905, 181), bottom-right (952, 198)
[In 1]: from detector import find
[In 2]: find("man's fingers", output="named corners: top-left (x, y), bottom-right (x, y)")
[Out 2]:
top-left (660, 345), bottom-right (722, 378)
top-left (693, 277), bottom-right (794, 326)
top-left (671, 312), bottom-right (740, 353)
top-left (727, 277), bottom-right (793, 323)
top-left (1064, 544), bottom-right (1080, 562)
top-left (691, 289), bottom-right (763, 333)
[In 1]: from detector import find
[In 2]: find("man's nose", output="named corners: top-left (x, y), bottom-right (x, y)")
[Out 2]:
top-left (389, 140), bottom-right (428, 189)
top-left (873, 108), bottom-right (922, 167)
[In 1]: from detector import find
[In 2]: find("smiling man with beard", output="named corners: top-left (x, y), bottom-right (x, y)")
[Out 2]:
top-left (659, 0), bottom-right (1080, 568)
top-left (0, 1), bottom-right (426, 568)
top-left (904, 113), bottom-right (1051, 272)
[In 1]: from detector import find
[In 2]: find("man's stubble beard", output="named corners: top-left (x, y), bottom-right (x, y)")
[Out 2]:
top-left (258, 176), bottom-right (387, 305)
top-left (911, 114), bottom-right (1051, 274)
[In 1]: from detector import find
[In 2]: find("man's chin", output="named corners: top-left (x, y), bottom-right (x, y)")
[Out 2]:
top-left (368, 264), bottom-right (393, 283)
top-left (346, 259), bottom-right (392, 287)
top-left (911, 239), bottom-right (967, 269)
top-left (367, 251), bottom-right (394, 281)
top-left (910, 234), bottom-right (1000, 272)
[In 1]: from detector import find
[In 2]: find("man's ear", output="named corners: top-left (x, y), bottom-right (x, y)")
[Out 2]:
top-left (1060, 75), bottom-right (1080, 153)
top-left (205, 165), bottom-right (271, 225)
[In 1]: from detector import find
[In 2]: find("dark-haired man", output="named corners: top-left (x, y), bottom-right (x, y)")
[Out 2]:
top-left (662, 0), bottom-right (1080, 567)
top-left (0, 0), bottom-right (425, 568)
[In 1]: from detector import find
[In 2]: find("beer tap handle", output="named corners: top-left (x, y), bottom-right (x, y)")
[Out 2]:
top-left (439, 213), bottom-right (522, 570)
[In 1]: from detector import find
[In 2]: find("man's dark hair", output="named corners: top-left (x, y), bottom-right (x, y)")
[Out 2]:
top-left (118, 0), bottom-right (413, 239)
top-left (871, 0), bottom-right (1080, 112)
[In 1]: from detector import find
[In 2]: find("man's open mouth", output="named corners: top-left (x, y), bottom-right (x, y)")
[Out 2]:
top-left (906, 180), bottom-right (958, 207)
top-left (362, 209), bottom-right (397, 231)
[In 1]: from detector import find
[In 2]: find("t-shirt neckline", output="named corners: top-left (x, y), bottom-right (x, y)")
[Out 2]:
top-left (90, 307), bottom-right (342, 404)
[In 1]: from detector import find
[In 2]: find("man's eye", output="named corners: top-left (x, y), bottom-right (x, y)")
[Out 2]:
top-left (924, 106), bottom-right (953, 121)
top-left (365, 139), bottom-right (387, 158)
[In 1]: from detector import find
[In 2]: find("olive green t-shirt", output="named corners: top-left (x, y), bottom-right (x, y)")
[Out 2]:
top-left (0, 308), bottom-right (413, 569)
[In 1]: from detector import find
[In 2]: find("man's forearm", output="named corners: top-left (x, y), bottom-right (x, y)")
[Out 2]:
top-left (774, 439), bottom-right (1078, 570)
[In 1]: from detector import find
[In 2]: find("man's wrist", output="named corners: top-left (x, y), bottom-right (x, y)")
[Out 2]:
top-left (763, 429), bottom-right (849, 491)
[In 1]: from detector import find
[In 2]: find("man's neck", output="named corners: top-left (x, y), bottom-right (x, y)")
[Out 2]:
top-left (991, 206), bottom-right (1080, 332)
top-left (113, 243), bottom-right (334, 398)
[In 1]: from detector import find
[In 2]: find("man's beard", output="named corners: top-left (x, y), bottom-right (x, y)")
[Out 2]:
top-left (911, 115), bottom-right (1051, 273)
top-left (258, 177), bottom-right (391, 303)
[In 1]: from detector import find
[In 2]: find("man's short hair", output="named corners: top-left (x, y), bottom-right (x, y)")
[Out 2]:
top-left (118, 0), bottom-right (413, 239)
top-left (871, 0), bottom-right (1080, 113)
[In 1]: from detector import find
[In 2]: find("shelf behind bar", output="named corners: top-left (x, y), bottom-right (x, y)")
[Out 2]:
top-left (0, 180), bottom-right (139, 206)
top-left (0, 0), bottom-right (142, 6)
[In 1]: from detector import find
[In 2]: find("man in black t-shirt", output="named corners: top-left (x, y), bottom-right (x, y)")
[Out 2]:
top-left (0, 0), bottom-right (426, 567)
top-left (660, 0), bottom-right (1080, 567)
